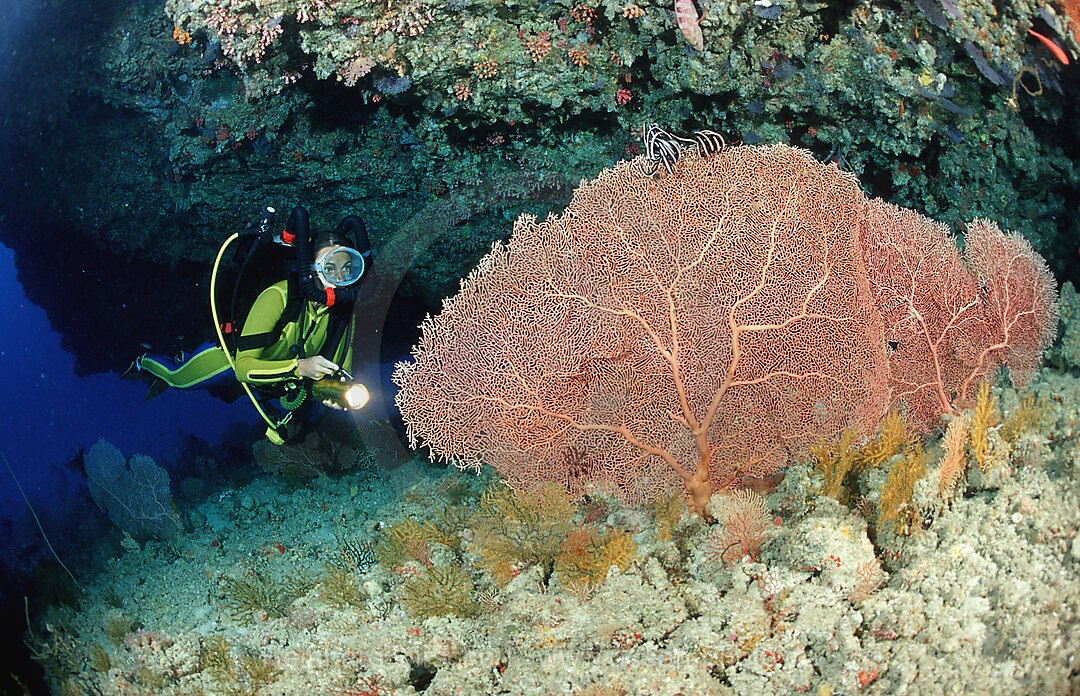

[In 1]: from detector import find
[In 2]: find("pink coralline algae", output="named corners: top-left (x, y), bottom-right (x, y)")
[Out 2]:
top-left (616, 88), bottom-right (633, 105)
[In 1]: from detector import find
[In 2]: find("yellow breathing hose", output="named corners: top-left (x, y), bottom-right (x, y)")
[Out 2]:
top-left (209, 232), bottom-right (290, 444)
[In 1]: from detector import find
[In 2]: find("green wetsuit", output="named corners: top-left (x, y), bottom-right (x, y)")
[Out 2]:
top-left (139, 280), bottom-right (354, 392)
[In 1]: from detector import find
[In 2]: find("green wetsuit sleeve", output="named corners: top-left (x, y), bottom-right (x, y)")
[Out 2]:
top-left (234, 284), bottom-right (299, 385)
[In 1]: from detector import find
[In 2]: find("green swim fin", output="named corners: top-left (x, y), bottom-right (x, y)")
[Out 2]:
top-left (143, 377), bottom-right (170, 401)
top-left (121, 357), bottom-right (170, 400)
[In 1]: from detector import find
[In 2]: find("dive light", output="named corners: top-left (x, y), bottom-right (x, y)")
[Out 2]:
top-left (312, 370), bottom-right (370, 410)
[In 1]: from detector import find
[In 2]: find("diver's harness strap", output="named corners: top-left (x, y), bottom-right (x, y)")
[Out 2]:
top-left (319, 305), bottom-right (353, 362)
top-left (230, 305), bottom-right (348, 355)
top-left (234, 331), bottom-right (277, 352)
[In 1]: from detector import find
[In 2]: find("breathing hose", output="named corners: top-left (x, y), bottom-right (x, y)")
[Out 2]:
top-left (209, 210), bottom-right (294, 445)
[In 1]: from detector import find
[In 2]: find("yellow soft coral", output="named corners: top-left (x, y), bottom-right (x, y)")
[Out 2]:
top-left (556, 524), bottom-right (636, 587)
top-left (471, 484), bottom-right (575, 585)
top-left (812, 428), bottom-right (860, 500)
top-left (877, 442), bottom-right (929, 535)
top-left (860, 410), bottom-right (910, 468)
top-left (399, 564), bottom-right (476, 618)
top-left (969, 382), bottom-right (1000, 474)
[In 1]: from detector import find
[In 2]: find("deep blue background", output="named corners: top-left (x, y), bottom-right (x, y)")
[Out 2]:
top-left (0, 238), bottom-right (250, 528)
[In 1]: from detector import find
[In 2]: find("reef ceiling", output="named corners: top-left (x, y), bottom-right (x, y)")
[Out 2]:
top-left (0, 0), bottom-right (1077, 374)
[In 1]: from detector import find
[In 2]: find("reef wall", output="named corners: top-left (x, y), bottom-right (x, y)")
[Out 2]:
top-left (0, 0), bottom-right (1077, 371)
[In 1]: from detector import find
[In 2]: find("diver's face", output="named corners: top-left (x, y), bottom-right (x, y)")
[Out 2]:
top-left (315, 246), bottom-right (353, 289)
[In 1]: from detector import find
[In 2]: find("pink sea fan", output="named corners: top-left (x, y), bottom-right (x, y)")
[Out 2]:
top-left (674, 0), bottom-right (704, 51)
top-left (704, 489), bottom-right (773, 564)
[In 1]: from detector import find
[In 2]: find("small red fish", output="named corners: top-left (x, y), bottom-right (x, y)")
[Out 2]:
top-left (1025, 28), bottom-right (1070, 65)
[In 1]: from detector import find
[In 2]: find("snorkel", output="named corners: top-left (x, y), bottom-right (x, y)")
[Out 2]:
top-left (287, 206), bottom-right (364, 307)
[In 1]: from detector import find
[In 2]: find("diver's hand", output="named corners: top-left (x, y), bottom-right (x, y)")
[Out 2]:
top-left (296, 356), bottom-right (339, 380)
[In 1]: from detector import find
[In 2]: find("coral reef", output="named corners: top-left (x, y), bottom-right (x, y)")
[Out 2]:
top-left (7, 0), bottom-right (1080, 691)
top-left (1051, 282), bottom-right (1080, 372)
top-left (1, 0), bottom-right (1077, 360)
top-left (24, 370), bottom-right (1080, 695)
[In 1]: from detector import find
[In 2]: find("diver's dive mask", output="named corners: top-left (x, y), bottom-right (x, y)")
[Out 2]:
top-left (314, 245), bottom-right (365, 287)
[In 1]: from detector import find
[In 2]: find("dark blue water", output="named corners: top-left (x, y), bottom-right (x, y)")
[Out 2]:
top-left (0, 238), bottom-right (250, 526)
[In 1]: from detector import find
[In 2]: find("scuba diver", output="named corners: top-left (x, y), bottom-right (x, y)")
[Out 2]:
top-left (124, 206), bottom-right (373, 444)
